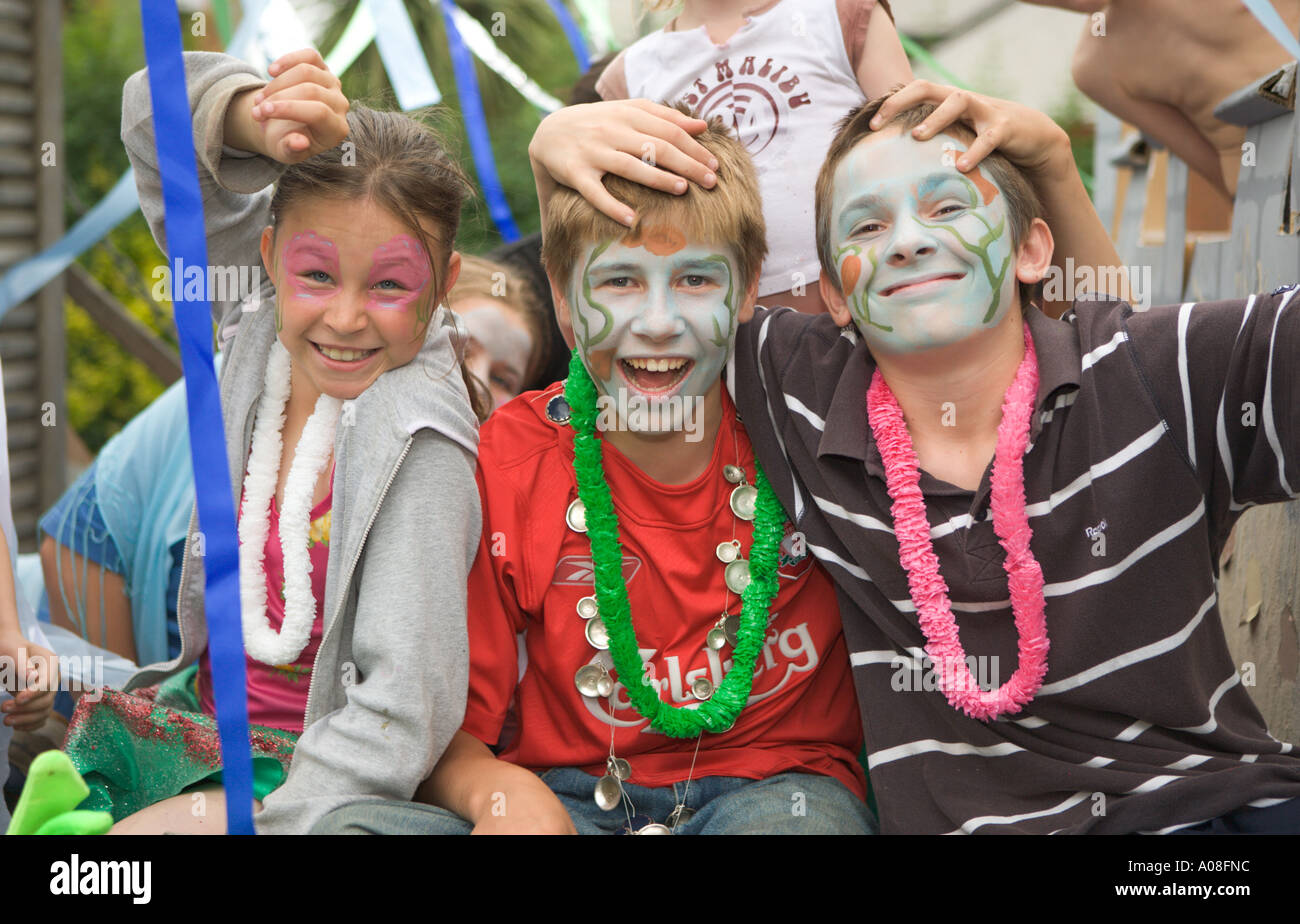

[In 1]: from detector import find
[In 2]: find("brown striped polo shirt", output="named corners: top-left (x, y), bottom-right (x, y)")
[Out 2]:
top-left (728, 288), bottom-right (1300, 833)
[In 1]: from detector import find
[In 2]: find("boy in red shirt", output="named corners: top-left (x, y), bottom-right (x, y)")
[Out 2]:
top-left (314, 117), bottom-right (871, 835)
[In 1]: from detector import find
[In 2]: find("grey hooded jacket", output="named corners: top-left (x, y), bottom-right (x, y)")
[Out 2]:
top-left (120, 53), bottom-right (481, 834)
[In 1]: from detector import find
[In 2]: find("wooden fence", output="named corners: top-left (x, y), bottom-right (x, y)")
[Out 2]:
top-left (1094, 89), bottom-right (1300, 740)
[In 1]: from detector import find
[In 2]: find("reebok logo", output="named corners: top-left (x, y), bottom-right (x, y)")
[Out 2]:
top-left (552, 555), bottom-right (641, 586)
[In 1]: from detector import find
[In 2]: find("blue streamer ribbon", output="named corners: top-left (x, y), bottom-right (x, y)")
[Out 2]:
top-left (0, 172), bottom-right (139, 320)
top-left (545, 0), bottom-right (590, 72)
top-left (365, 0), bottom-right (443, 109)
top-left (139, 0), bottom-right (255, 836)
top-left (440, 0), bottom-right (521, 241)
top-left (1241, 0), bottom-right (1300, 61)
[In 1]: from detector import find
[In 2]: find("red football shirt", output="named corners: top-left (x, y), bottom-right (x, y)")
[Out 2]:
top-left (462, 384), bottom-right (866, 798)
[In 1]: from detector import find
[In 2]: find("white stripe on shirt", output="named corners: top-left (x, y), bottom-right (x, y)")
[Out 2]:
top-left (1043, 500), bottom-right (1205, 598)
top-left (946, 791), bottom-right (1092, 834)
top-left (1171, 671), bottom-right (1241, 735)
top-left (1177, 301), bottom-right (1197, 471)
top-left (755, 311), bottom-right (806, 521)
top-left (1038, 592), bottom-right (1216, 696)
top-left (1216, 295), bottom-right (1256, 511)
top-left (784, 393), bottom-right (826, 431)
top-left (868, 738), bottom-right (1025, 770)
top-left (1081, 330), bottom-right (1128, 371)
top-left (1262, 286), bottom-right (1297, 496)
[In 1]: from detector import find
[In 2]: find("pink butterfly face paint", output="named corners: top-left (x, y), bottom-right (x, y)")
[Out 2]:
top-left (268, 196), bottom-right (448, 405)
top-left (279, 231), bottom-right (342, 330)
top-left (366, 234), bottom-right (435, 326)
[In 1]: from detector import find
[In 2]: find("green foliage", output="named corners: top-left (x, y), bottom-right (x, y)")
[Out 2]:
top-left (319, 0), bottom-right (581, 253)
top-left (60, 0), bottom-right (582, 450)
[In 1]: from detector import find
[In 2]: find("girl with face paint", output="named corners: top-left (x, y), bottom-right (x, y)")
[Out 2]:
top-left (59, 49), bottom-right (485, 835)
top-left (448, 255), bottom-right (549, 416)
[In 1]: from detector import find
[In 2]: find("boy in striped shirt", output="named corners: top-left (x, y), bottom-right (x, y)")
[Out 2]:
top-left (729, 86), bottom-right (1300, 833)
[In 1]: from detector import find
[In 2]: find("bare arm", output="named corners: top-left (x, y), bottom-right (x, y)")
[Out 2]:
top-left (856, 2), bottom-right (914, 98)
top-left (417, 729), bottom-right (577, 834)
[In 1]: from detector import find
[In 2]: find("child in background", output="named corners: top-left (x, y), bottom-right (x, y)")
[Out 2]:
top-left (553, 0), bottom-right (911, 314)
top-left (450, 255), bottom-right (549, 414)
top-left (62, 49), bottom-right (482, 834)
top-left (314, 112), bottom-right (872, 836)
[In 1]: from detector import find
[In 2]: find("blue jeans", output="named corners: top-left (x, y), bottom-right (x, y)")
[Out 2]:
top-left (313, 768), bottom-right (876, 835)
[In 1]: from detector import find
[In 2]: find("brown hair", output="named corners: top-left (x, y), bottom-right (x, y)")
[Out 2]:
top-left (448, 254), bottom-right (549, 388)
top-left (269, 103), bottom-right (490, 420)
top-left (541, 107), bottom-right (767, 297)
top-left (814, 92), bottom-right (1045, 311)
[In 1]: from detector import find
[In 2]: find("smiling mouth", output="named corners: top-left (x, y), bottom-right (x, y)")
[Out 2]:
top-left (880, 273), bottom-right (966, 297)
top-left (313, 342), bottom-right (378, 363)
top-left (619, 356), bottom-right (693, 394)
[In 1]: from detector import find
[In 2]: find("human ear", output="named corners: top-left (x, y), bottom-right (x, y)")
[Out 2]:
top-left (736, 276), bottom-right (760, 324)
top-left (259, 226), bottom-right (276, 279)
top-left (1014, 217), bottom-right (1054, 289)
top-left (441, 251), bottom-right (462, 303)
top-left (820, 272), bottom-right (854, 328)
top-left (548, 273), bottom-right (576, 349)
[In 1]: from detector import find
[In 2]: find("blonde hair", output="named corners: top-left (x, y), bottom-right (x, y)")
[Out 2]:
top-left (448, 254), bottom-right (549, 388)
top-left (541, 108), bottom-right (767, 295)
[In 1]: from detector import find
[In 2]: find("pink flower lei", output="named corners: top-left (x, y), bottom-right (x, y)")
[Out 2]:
top-left (866, 323), bottom-right (1049, 721)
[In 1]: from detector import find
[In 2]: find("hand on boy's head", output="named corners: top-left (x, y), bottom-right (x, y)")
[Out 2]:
top-left (529, 99), bottom-right (719, 226)
top-left (243, 48), bottom-right (350, 164)
top-left (870, 81), bottom-right (1071, 182)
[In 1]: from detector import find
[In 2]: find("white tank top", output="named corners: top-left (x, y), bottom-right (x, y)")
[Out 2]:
top-left (620, 0), bottom-right (868, 296)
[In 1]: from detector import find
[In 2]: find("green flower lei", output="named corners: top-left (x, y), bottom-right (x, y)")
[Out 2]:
top-left (563, 349), bottom-right (787, 738)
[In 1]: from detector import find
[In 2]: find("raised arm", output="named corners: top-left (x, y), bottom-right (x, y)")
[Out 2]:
top-left (121, 49), bottom-right (348, 337)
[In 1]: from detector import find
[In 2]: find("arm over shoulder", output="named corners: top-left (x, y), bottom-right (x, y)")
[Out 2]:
top-left (255, 430), bottom-right (481, 834)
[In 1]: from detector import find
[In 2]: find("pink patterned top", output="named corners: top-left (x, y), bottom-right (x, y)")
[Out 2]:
top-left (198, 487), bottom-right (332, 734)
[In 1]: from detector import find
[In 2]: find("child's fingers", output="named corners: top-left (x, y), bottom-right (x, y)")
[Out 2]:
top-left (254, 81), bottom-right (348, 122)
top-left (626, 99), bottom-right (710, 134)
top-left (573, 175), bottom-right (637, 226)
top-left (266, 47), bottom-right (328, 80)
top-left (626, 107), bottom-right (717, 170)
top-left (869, 79), bottom-right (952, 128)
top-left (955, 122), bottom-right (1007, 172)
top-left (908, 88), bottom-right (981, 141)
top-left (625, 116), bottom-right (717, 186)
top-left (608, 150), bottom-right (695, 196)
top-left (258, 100), bottom-right (350, 144)
top-left (254, 59), bottom-right (341, 107)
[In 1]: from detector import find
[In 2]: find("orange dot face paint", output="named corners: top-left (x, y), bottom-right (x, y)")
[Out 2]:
top-left (841, 253), bottom-right (862, 294)
top-left (624, 225), bottom-right (688, 256)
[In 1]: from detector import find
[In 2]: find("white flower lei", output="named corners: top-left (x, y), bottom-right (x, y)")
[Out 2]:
top-left (239, 342), bottom-right (341, 665)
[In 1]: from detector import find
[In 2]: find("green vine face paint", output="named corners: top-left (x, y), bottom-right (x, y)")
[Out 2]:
top-left (569, 229), bottom-right (739, 432)
top-left (828, 130), bottom-right (1016, 355)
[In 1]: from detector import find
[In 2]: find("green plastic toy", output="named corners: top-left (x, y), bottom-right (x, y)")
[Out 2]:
top-left (6, 750), bottom-right (112, 835)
